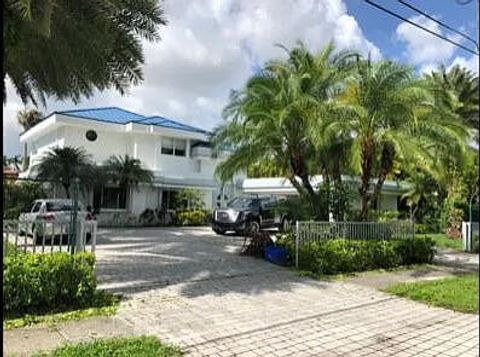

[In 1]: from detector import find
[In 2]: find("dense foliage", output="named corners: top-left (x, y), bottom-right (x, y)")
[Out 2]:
top-left (277, 235), bottom-right (435, 275)
top-left (3, 180), bottom-right (46, 219)
top-left (4, 252), bottom-right (96, 315)
top-left (4, 0), bottom-right (166, 105)
top-left (34, 147), bottom-right (94, 198)
top-left (175, 209), bottom-right (210, 226)
top-left (214, 42), bottom-right (475, 223)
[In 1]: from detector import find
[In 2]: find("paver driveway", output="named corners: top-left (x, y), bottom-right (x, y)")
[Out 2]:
top-left (96, 227), bottom-right (479, 357)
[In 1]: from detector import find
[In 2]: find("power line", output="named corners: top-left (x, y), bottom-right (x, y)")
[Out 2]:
top-left (397, 0), bottom-right (478, 50)
top-left (364, 0), bottom-right (479, 56)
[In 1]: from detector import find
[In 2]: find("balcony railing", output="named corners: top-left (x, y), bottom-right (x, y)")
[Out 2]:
top-left (191, 146), bottom-right (212, 158)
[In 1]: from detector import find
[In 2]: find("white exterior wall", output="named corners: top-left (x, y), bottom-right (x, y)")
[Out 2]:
top-left (23, 115), bottom-right (220, 181)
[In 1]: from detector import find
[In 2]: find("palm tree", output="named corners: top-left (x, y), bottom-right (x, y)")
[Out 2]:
top-left (323, 59), bottom-right (469, 220)
top-left (4, 0), bottom-right (166, 105)
top-left (214, 42), bottom-right (357, 220)
top-left (103, 155), bottom-right (153, 211)
top-left (17, 108), bottom-right (44, 169)
top-left (17, 108), bottom-right (43, 131)
top-left (426, 65), bottom-right (479, 130)
top-left (35, 147), bottom-right (93, 198)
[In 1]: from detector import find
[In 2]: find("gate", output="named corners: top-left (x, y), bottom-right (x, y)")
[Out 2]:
top-left (3, 176), bottom-right (97, 256)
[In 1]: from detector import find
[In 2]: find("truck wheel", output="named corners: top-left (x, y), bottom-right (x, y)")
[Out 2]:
top-left (213, 228), bottom-right (226, 235)
top-left (280, 217), bottom-right (291, 233)
top-left (246, 220), bottom-right (260, 237)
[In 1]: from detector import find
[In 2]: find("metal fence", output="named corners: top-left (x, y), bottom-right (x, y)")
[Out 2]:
top-left (3, 219), bottom-right (97, 256)
top-left (294, 220), bottom-right (415, 268)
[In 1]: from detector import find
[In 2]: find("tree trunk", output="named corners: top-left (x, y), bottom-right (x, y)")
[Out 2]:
top-left (63, 183), bottom-right (71, 199)
top-left (360, 140), bottom-right (374, 221)
top-left (371, 143), bottom-right (395, 212)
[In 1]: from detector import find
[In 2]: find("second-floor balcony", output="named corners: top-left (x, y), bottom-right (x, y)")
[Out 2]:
top-left (191, 145), bottom-right (212, 159)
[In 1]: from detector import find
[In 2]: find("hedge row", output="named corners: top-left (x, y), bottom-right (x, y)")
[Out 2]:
top-left (3, 252), bottom-right (97, 315)
top-left (277, 236), bottom-right (436, 275)
top-left (175, 209), bottom-right (210, 226)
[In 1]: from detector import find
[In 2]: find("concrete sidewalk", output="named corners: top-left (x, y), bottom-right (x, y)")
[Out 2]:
top-left (433, 248), bottom-right (479, 272)
top-left (3, 316), bottom-right (135, 356)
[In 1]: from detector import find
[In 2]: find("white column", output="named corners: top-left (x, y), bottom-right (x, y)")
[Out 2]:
top-left (186, 139), bottom-right (191, 158)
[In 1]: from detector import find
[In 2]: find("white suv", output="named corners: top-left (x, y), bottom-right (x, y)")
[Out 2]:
top-left (18, 199), bottom-right (93, 244)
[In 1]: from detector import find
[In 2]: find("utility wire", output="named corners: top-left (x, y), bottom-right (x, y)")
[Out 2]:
top-left (397, 0), bottom-right (478, 50)
top-left (364, 0), bottom-right (479, 56)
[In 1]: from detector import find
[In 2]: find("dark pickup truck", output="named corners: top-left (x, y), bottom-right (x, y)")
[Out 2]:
top-left (211, 195), bottom-right (290, 236)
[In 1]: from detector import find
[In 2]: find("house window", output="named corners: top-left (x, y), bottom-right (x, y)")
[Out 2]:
top-left (93, 186), bottom-right (127, 210)
top-left (175, 139), bottom-right (186, 156)
top-left (161, 138), bottom-right (174, 155)
top-left (161, 190), bottom-right (178, 211)
top-left (161, 137), bottom-right (186, 157)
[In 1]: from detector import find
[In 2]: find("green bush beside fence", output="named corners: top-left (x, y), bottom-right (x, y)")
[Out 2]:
top-left (277, 236), bottom-right (436, 275)
top-left (175, 209), bottom-right (210, 226)
top-left (4, 252), bottom-right (96, 316)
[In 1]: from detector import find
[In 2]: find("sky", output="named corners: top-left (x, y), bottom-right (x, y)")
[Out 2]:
top-left (3, 0), bottom-right (479, 156)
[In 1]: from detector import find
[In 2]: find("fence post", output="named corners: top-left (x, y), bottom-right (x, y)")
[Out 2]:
top-left (295, 220), bottom-right (299, 269)
top-left (70, 178), bottom-right (80, 255)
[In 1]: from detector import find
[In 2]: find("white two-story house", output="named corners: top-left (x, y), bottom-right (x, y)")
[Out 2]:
top-left (19, 107), bottom-right (243, 221)
top-left (19, 106), bottom-right (407, 223)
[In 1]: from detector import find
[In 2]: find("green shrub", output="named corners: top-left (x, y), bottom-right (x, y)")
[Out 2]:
top-left (414, 223), bottom-right (429, 234)
top-left (393, 236), bottom-right (436, 265)
top-left (277, 235), bottom-right (436, 275)
top-left (3, 252), bottom-right (96, 315)
top-left (175, 209), bottom-right (208, 226)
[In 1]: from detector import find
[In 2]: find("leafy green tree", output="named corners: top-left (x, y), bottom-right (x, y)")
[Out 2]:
top-left (34, 147), bottom-right (93, 198)
top-left (214, 42), bottom-right (357, 220)
top-left (103, 155), bottom-right (153, 211)
top-left (176, 189), bottom-right (205, 210)
top-left (4, 0), bottom-right (166, 105)
top-left (4, 180), bottom-right (47, 219)
top-left (324, 59), bottom-right (468, 220)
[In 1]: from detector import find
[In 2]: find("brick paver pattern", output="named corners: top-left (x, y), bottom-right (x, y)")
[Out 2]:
top-left (95, 228), bottom-right (479, 357)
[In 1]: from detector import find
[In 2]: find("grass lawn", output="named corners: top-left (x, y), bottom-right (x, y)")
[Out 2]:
top-left (297, 264), bottom-right (434, 281)
top-left (33, 336), bottom-right (182, 357)
top-left (384, 274), bottom-right (478, 314)
top-left (417, 233), bottom-right (463, 250)
top-left (3, 291), bottom-right (120, 330)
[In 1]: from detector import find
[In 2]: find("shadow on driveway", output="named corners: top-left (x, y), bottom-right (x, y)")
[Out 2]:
top-left (95, 227), bottom-right (310, 298)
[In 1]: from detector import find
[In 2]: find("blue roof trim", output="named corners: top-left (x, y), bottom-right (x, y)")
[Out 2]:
top-left (58, 107), bottom-right (146, 124)
top-left (138, 115), bottom-right (210, 134)
top-left (20, 106), bottom-right (211, 136)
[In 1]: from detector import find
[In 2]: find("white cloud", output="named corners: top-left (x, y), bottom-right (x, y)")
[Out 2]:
top-left (449, 55), bottom-right (479, 74)
top-left (396, 15), bottom-right (461, 66)
top-left (3, 0), bottom-right (380, 156)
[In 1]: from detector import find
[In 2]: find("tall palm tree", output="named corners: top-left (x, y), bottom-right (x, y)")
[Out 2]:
top-left (427, 65), bottom-right (479, 130)
top-left (103, 155), bottom-right (153, 211)
top-left (35, 147), bottom-right (93, 198)
top-left (4, 0), bottom-right (166, 105)
top-left (16, 108), bottom-right (43, 131)
top-left (214, 42), bottom-right (357, 220)
top-left (17, 108), bottom-right (44, 170)
top-left (324, 59), bottom-right (468, 220)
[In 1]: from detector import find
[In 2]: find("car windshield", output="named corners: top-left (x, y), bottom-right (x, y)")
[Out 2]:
top-left (46, 202), bottom-right (83, 212)
top-left (226, 197), bottom-right (259, 209)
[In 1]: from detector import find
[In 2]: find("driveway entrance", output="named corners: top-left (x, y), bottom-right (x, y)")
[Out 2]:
top-left (95, 227), bottom-right (479, 357)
